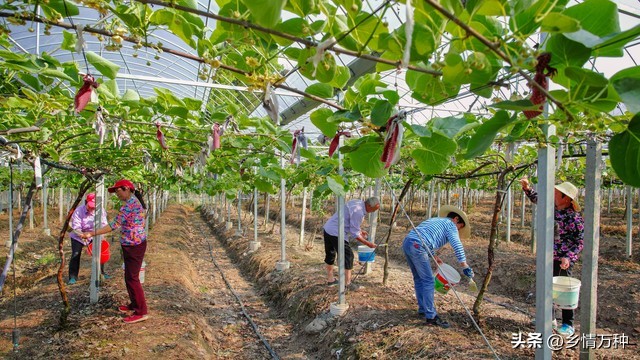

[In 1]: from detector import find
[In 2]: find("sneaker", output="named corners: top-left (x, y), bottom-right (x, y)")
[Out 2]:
top-left (67, 278), bottom-right (76, 285)
top-left (123, 314), bottom-right (148, 324)
top-left (102, 273), bottom-right (111, 280)
top-left (347, 283), bottom-right (362, 292)
top-left (426, 315), bottom-right (450, 329)
top-left (558, 324), bottom-right (575, 337)
top-left (118, 305), bottom-right (133, 313)
top-left (327, 279), bottom-right (339, 286)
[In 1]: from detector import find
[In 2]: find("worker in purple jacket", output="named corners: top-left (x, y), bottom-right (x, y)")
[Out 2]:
top-left (68, 193), bottom-right (108, 285)
top-left (323, 197), bottom-right (379, 287)
top-left (521, 178), bottom-right (585, 337)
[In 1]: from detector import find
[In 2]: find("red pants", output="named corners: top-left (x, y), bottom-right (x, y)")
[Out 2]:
top-left (122, 241), bottom-right (147, 315)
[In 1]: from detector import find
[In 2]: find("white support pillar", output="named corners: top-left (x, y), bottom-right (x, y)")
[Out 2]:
top-left (152, 188), bottom-right (157, 225)
top-left (5, 165), bottom-right (14, 248)
top-left (29, 198), bottom-right (34, 230)
top-left (299, 188), bottom-right (308, 246)
top-left (226, 196), bottom-right (233, 230)
top-left (579, 139), bottom-right (601, 360)
top-left (535, 129), bottom-right (556, 360)
top-left (276, 149), bottom-right (290, 271)
top-left (249, 181), bottom-right (260, 251)
top-left (264, 193), bottom-right (270, 227)
top-left (42, 176), bottom-right (50, 236)
top-left (59, 188), bottom-right (64, 224)
top-left (90, 177), bottom-right (106, 303)
top-left (626, 185), bottom-right (633, 257)
top-left (427, 181), bottom-right (435, 219)
top-left (330, 135), bottom-right (348, 316)
top-left (236, 190), bottom-right (242, 236)
top-left (521, 190), bottom-right (527, 227)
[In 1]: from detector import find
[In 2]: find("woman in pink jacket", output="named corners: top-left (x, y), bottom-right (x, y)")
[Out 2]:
top-left (68, 193), bottom-right (108, 285)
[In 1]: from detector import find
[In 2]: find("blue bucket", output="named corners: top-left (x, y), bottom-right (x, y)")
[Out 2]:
top-left (357, 246), bottom-right (375, 262)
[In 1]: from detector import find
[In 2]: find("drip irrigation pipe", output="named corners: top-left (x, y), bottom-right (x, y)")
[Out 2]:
top-left (380, 177), bottom-right (501, 360)
top-left (199, 214), bottom-right (280, 360)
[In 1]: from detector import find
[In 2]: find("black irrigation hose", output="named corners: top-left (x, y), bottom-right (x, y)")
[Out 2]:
top-left (201, 219), bottom-right (280, 360)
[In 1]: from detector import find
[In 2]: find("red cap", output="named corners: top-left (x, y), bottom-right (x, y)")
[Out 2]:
top-left (86, 193), bottom-right (96, 209)
top-left (108, 179), bottom-right (135, 193)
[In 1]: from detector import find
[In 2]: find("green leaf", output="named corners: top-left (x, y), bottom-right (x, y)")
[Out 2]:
top-left (328, 65), bottom-right (350, 89)
top-left (412, 133), bottom-right (457, 175)
top-left (167, 107), bottom-right (189, 119)
top-left (18, 73), bottom-right (42, 91)
top-left (98, 79), bottom-right (120, 100)
top-left (39, 68), bottom-right (75, 82)
top-left (241, 0), bottom-right (286, 27)
top-left (254, 178), bottom-right (276, 194)
top-left (410, 124), bottom-right (431, 137)
top-left (503, 121), bottom-right (531, 142)
top-left (150, 9), bottom-right (196, 48)
top-left (122, 89), bottom-right (140, 102)
top-left (546, 34), bottom-right (591, 71)
top-left (464, 111), bottom-right (514, 159)
top-left (609, 113), bottom-right (640, 187)
top-left (305, 83), bottom-right (334, 98)
top-left (85, 51), bottom-right (120, 79)
top-left (540, 12), bottom-right (580, 33)
top-left (370, 100), bottom-right (393, 126)
top-left (564, 67), bottom-right (609, 104)
top-left (284, 0), bottom-right (318, 17)
top-left (273, 18), bottom-right (308, 46)
top-left (430, 116), bottom-right (471, 138)
top-left (183, 97), bottom-right (202, 111)
top-left (563, 0), bottom-right (619, 38)
top-left (61, 31), bottom-right (77, 52)
top-left (592, 25), bottom-right (640, 57)
top-left (348, 137), bottom-right (386, 178)
top-left (490, 99), bottom-right (544, 111)
top-left (611, 66), bottom-right (640, 114)
top-left (474, 0), bottom-right (508, 16)
top-left (311, 108), bottom-right (338, 137)
top-left (442, 53), bottom-right (466, 86)
top-left (327, 175), bottom-right (347, 196)
top-left (41, 0), bottom-right (79, 18)
top-left (315, 53), bottom-right (337, 84)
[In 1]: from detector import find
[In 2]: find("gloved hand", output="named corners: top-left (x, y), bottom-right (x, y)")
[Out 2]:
top-left (463, 267), bottom-right (474, 278)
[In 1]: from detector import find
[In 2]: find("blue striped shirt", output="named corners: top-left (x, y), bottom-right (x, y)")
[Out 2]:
top-left (404, 217), bottom-right (467, 263)
top-left (323, 199), bottom-right (366, 239)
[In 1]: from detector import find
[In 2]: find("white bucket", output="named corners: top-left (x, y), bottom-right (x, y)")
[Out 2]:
top-left (122, 261), bottom-right (147, 283)
top-left (552, 276), bottom-right (581, 309)
top-left (139, 261), bottom-right (146, 284)
top-left (434, 263), bottom-right (461, 294)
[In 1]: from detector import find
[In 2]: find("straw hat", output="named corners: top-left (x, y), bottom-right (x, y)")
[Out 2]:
top-left (555, 182), bottom-right (580, 211)
top-left (438, 205), bottom-right (471, 239)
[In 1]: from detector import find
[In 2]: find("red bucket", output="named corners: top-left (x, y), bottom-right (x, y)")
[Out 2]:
top-left (87, 240), bottom-right (111, 264)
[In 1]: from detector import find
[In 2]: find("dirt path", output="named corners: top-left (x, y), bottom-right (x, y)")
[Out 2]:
top-left (0, 205), bottom-right (307, 359)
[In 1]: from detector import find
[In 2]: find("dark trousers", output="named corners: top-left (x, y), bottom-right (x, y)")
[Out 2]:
top-left (123, 241), bottom-right (147, 315)
top-left (69, 240), bottom-right (84, 280)
top-left (553, 260), bottom-right (574, 326)
top-left (69, 239), bottom-right (107, 280)
top-left (323, 231), bottom-right (354, 270)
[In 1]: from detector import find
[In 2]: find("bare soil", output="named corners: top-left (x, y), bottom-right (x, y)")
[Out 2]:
top-left (0, 194), bottom-right (638, 359)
